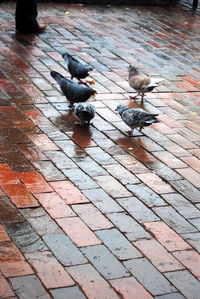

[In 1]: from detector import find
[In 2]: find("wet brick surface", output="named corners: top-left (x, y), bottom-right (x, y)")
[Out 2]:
top-left (0, 1), bottom-right (200, 298)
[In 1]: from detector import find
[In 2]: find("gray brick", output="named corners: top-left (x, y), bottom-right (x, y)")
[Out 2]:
top-left (10, 275), bottom-right (51, 299)
top-left (124, 258), bottom-right (176, 296)
top-left (62, 168), bottom-right (98, 189)
top-left (50, 286), bottom-right (87, 299)
top-left (153, 206), bottom-right (197, 234)
top-left (81, 245), bottom-right (130, 279)
top-left (43, 234), bottom-right (87, 266)
top-left (96, 228), bottom-right (142, 260)
top-left (181, 232), bottom-right (200, 253)
top-left (118, 197), bottom-right (159, 223)
top-left (82, 188), bottom-right (123, 213)
top-left (165, 270), bottom-right (200, 299)
top-left (107, 212), bottom-right (150, 241)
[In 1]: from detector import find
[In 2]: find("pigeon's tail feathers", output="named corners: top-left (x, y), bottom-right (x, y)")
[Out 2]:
top-left (145, 114), bottom-right (159, 125)
top-left (146, 85), bottom-right (157, 92)
top-left (50, 70), bottom-right (64, 85)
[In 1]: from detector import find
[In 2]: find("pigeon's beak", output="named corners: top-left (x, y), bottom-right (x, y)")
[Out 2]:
top-left (115, 108), bottom-right (118, 112)
top-left (94, 89), bottom-right (97, 94)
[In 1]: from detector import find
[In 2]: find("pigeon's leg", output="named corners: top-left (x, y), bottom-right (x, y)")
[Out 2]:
top-left (78, 80), bottom-right (89, 87)
top-left (139, 126), bottom-right (144, 132)
top-left (125, 130), bottom-right (134, 136)
top-left (141, 93), bottom-right (145, 101)
top-left (129, 92), bottom-right (140, 100)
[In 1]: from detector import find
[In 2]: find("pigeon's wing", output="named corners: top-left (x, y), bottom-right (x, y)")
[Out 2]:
top-left (121, 109), bottom-right (142, 126)
top-left (129, 76), bottom-right (151, 91)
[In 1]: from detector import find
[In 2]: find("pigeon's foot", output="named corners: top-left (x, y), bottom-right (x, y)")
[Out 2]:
top-left (129, 95), bottom-right (138, 100)
top-left (125, 130), bottom-right (134, 137)
top-left (78, 80), bottom-right (89, 87)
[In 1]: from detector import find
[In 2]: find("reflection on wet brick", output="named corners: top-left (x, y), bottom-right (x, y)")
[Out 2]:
top-left (0, 196), bottom-right (24, 224)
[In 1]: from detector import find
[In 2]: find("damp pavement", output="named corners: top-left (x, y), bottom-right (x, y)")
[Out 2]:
top-left (0, 1), bottom-right (200, 298)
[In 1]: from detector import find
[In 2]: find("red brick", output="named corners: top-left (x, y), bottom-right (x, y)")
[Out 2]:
top-left (72, 203), bottom-right (113, 230)
top-left (173, 250), bottom-right (200, 280)
top-left (57, 217), bottom-right (101, 247)
top-left (136, 173), bottom-right (174, 194)
top-left (189, 148), bottom-right (200, 159)
top-left (110, 277), bottom-right (153, 299)
top-left (167, 133), bottom-right (197, 149)
top-left (2, 184), bottom-right (39, 208)
top-left (0, 224), bottom-right (10, 242)
top-left (26, 251), bottom-right (74, 289)
top-left (27, 133), bottom-right (59, 151)
top-left (67, 264), bottom-right (119, 299)
top-left (0, 164), bottom-right (20, 185)
top-left (181, 156), bottom-right (200, 173)
top-left (19, 83), bottom-right (42, 98)
top-left (0, 272), bottom-right (15, 298)
top-left (49, 181), bottom-right (89, 204)
top-left (35, 192), bottom-right (75, 218)
top-left (144, 221), bottom-right (191, 251)
top-left (134, 239), bottom-right (184, 272)
top-left (16, 171), bottom-right (53, 193)
top-left (176, 168), bottom-right (200, 188)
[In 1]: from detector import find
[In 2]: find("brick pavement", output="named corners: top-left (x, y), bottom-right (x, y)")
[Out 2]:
top-left (0, 1), bottom-right (200, 298)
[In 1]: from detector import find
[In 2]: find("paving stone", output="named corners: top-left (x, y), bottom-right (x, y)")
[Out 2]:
top-left (170, 180), bottom-right (200, 203)
top-left (4, 221), bottom-right (47, 254)
top-left (25, 251), bottom-right (74, 289)
top-left (28, 133), bottom-right (59, 151)
top-left (153, 206), bottom-right (197, 234)
top-left (176, 168), bottom-right (200, 188)
top-left (10, 275), bottom-right (51, 299)
top-left (127, 183), bottom-right (166, 207)
top-left (188, 218), bottom-right (200, 231)
top-left (118, 197), bottom-right (159, 223)
top-left (82, 188), bottom-right (123, 213)
top-left (0, 196), bottom-right (24, 224)
top-left (155, 293), bottom-right (185, 299)
top-left (81, 244), bottom-right (130, 279)
top-left (57, 217), bottom-right (101, 247)
top-left (35, 192), bottom-right (75, 218)
top-left (146, 161), bottom-right (182, 181)
top-left (96, 228), bottom-right (142, 260)
top-left (153, 151), bottom-right (187, 169)
top-left (134, 239), bottom-right (184, 272)
top-left (73, 156), bottom-right (107, 176)
top-left (0, 224), bottom-right (10, 242)
top-left (50, 286), bottom-right (87, 299)
top-left (86, 147), bottom-right (117, 165)
top-left (181, 232), bottom-right (200, 253)
top-left (62, 168), bottom-right (98, 189)
top-left (32, 160), bottom-right (66, 181)
top-left (49, 181), bottom-right (89, 204)
top-left (136, 173), bottom-right (174, 194)
top-left (72, 203), bottom-right (113, 230)
top-left (103, 163), bottom-right (140, 185)
top-left (107, 212), bottom-right (150, 241)
top-left (114, 154), bottom-right (149, 174)
top-left (94, 175), bottom-right (132, 198)
top-left (165, 270), bottom-right (200, 299)
top-left (2, 184), bottom-right (39, 208)
top-left (45, 150), bottom-right (77, 169)
top-left (172, 250), bottom-right (200, 280)
top-left (144, 221), bottom-right (191, 251)
top-left (67, 264), bottom-right (120, 299)
top-left (0, 164), bottom-right (20, 185)
top-left (110, 276), bottom-right (153, 299)
top-left (162, 193), bottom-right (200, 219)
top-left (20, 207), bottom-right (62, 236)
top-left (43, 234), bottom-right (86, 266)
top-left (0, 272), bottom-right (15, 298)
top-left (124, 258), bottom-right (176, 296)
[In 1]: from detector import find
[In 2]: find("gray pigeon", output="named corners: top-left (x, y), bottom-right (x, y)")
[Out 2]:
top-left (62, 53), bottom-right (93, 81)
top-left (128, 65), bottom-right (164, 101)
top-left (72, 102), bottom-right (96, 126)
top-left (116, 104), bottom-right (159, 136)
top-left (50, 70), bottom-right (96, 108)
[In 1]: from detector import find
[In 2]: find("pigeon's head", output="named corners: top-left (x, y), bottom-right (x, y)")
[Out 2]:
top-left (128, 65), bottom-right (138, 74)
top-left (115, 105), bottom-right (127, 115)
top-left (87, 66), bottom-right (93, 74)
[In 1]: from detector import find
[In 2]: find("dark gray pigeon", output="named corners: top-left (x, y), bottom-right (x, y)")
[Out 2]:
top-left (116, 104), bottom-right (159, 136)
top-left (50, 70), bottom-right (96, 108)
top-left (62, 53), bottom-right (93, 81)
top-left (72, 102), bottom-right (96, 126)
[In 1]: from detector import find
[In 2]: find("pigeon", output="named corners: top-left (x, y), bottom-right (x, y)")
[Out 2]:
top-left (128, 65), bottom-right (163, 101)
top-left (62, 53), bottom-right (93, 81)
top-left (115, 104), bottom-right (159, 136)
top-left (72, 102), bottom-right (96, 126)
top-left (50, 70), bottom-right (96, 108)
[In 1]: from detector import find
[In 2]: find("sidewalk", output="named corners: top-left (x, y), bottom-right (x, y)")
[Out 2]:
top-left (0, 1), bottom-right (200, 298)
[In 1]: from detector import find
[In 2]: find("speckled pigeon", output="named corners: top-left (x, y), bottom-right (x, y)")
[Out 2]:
top-left (50, 70), bottom-right (96, 108)
top-left (62, 53), bottom-right (93, 81)
top-left (116, 104), bottom-right (159, 136)
top-left (128, 65), bottom-right (164, 100)
top-left (72, 102), bottom-right (96, 126)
